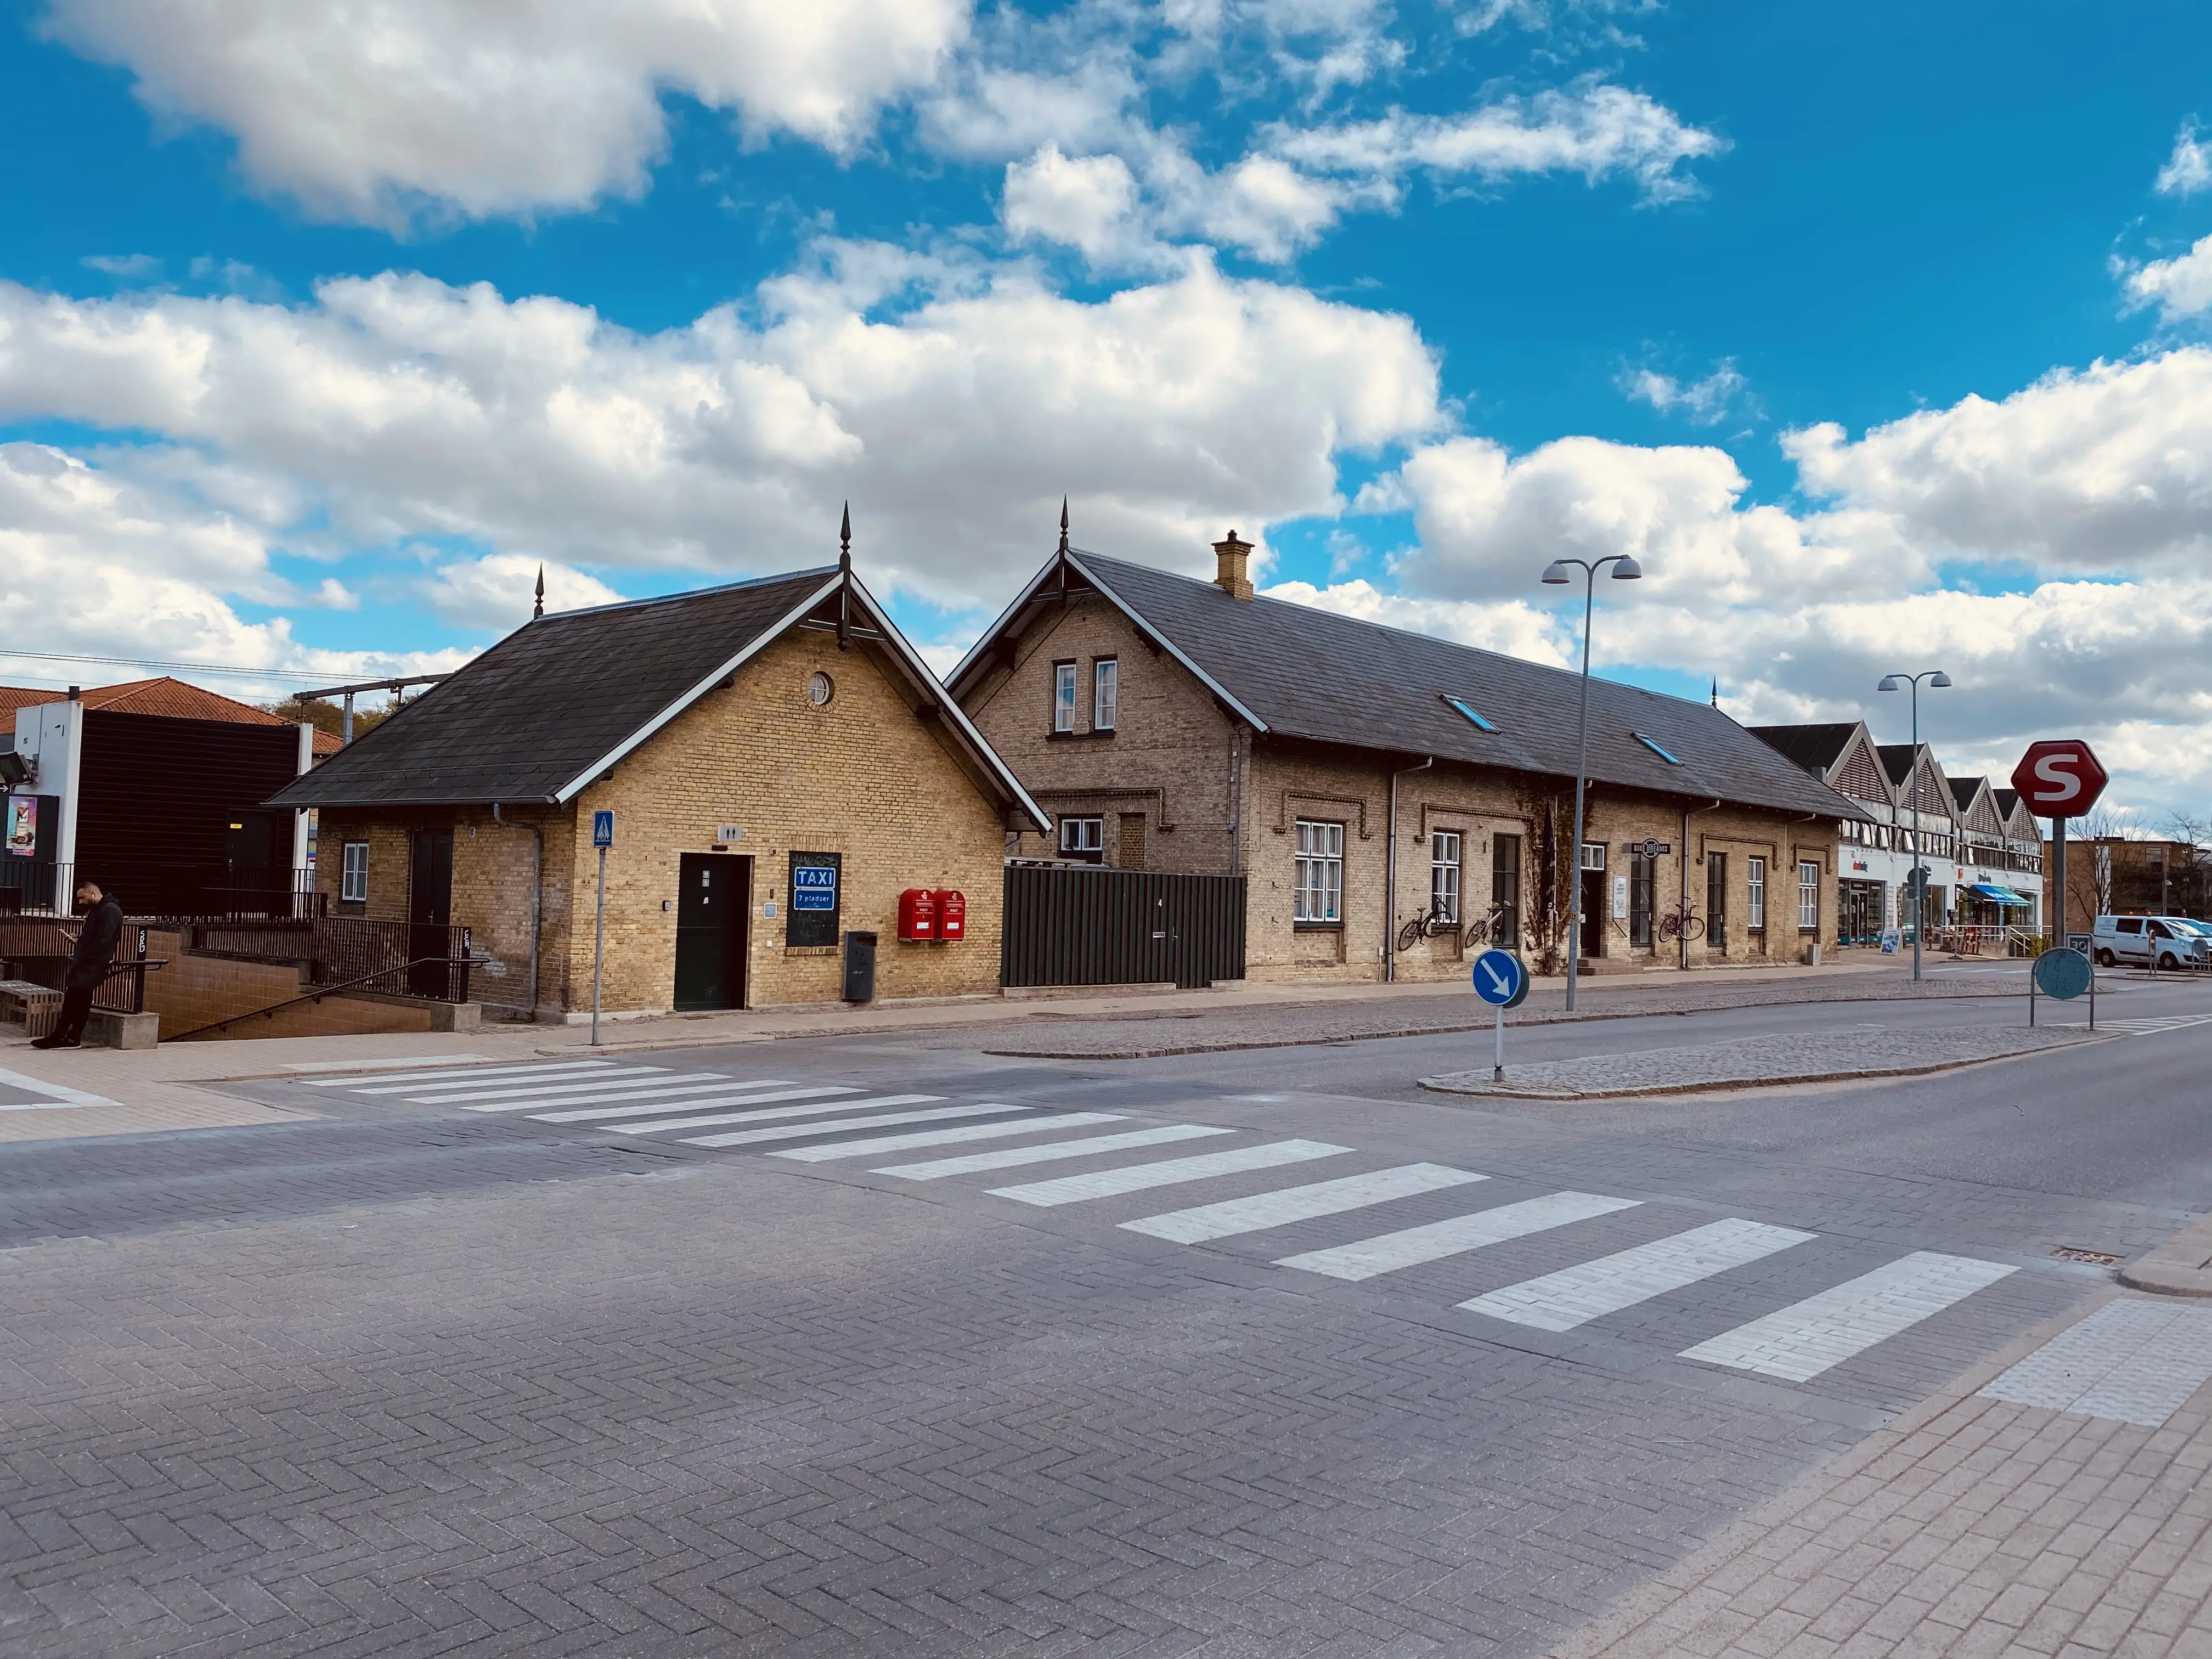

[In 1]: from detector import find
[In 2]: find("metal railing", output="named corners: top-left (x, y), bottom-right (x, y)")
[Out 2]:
top-left (0, 917), bottom-right (165, 1013)
top-left (163, 953), bottom-right (474, 1042)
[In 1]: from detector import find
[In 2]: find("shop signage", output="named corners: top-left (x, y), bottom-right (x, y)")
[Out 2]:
top-left (4, 795), bottom-right (34, 856)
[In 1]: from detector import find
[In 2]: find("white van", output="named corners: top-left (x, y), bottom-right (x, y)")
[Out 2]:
top-left (2091, 914), bottom-right (2212, 970)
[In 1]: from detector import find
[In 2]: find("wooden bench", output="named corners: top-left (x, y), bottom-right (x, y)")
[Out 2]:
top-left (0, 979), bottom-right (64, 1041)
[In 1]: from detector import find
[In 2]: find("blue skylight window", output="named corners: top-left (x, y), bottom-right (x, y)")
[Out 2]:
top-left (1443, 696), bottom-right (1497, 732)
top-left (1634, 733), bottom-right (1683, 764)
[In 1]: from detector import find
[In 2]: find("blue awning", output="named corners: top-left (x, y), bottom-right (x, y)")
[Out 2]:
top-left (1966, 882), bottom-right (2030, 905)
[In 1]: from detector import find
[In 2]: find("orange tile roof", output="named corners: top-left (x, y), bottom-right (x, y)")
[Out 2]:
top-left (0, 677), bottom-right (340, 752)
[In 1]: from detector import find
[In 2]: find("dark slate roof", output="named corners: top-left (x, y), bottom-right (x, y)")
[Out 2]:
top-left (1876, 744), bottom-right (1918, 787)
top-left (1007, 551), bottom-right (1861, 820)
top-left (272, 569), bottom-right (841, 808)
top-left (1994, 787), bottom-right (2022, 816)
top-left (1747, 723), bottom-right (1859, 775)
top-left (1950, 777), bottom-right (1984, 813)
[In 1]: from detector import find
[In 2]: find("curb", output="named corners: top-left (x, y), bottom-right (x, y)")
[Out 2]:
top-left (2118, 1211), bottom-right (2212, 1298)
top-left (1417, 1030), bottom-right (2107, 1101)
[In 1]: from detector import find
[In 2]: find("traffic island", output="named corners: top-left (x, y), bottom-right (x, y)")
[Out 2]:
top-left (1419, 1024), bottom-right (2102, 1099)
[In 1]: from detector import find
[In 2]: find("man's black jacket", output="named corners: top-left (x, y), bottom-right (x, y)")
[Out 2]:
top-left (66, 896), bottom-right (124, 991)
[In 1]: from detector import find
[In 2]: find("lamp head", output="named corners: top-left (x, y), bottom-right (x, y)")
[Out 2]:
top-left (1540, 560), bottom-right (1572, 585)
top-left (1610, 555), bottom-right (1643, 580)
top-left (1877, 675), bottom-right (1903, 692)
top-left (1928, 670), bottom-right (1953, 689)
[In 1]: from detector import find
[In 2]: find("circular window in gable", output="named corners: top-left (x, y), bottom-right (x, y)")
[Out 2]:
top-left (807, 671), bottom-right (834, 707)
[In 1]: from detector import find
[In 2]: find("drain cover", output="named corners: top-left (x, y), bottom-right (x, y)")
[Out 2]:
top-left (2052, 1245), bottom-right (2121, 1266)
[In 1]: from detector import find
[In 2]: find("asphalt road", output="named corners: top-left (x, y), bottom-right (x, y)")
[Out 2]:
top-left (3, 978), bottom-right (2208, 1658)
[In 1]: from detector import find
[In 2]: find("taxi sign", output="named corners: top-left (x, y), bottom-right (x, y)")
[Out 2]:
top-left (1472, 949), bottom-right (1528, 1008)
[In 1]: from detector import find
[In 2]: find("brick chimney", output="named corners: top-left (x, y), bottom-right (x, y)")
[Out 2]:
top-left (1212, 529), bottom-right (1254, 600)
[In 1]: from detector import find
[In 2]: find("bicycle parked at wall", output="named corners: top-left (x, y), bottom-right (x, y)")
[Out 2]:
top-left (1398, 900), bottom-right (1519, 954)
top-left (1656, 903), bottom-right (1706, 943)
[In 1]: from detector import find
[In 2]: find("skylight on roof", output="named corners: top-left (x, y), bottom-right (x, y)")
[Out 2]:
top-left (1634, 733), bottom-right (1683, 764)
top-left (1443, 696), bottom-right (1497, 732)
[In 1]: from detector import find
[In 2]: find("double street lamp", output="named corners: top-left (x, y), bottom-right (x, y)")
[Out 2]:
top-left (1877, 669), bottom-right (1951, 982)
top-left (1542, 554), bottom-right (1642, 1012)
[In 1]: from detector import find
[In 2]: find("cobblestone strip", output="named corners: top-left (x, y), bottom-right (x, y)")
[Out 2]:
top-left (1422, 1025), bottom-right (2100, 1099)
top-left (1547, 1288), bottom-right (2212, 1659)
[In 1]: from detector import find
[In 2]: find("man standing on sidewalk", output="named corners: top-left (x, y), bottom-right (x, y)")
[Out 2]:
top-left (32, 882), bottom-right (122, 1051)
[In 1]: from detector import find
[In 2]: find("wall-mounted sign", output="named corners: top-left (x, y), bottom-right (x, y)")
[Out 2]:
top-left (715, 825), bottom-right (744, 843)
top-left (786, 852), bottom-right (842, 947)
top-left (4, 795), bottom-right (35, 857)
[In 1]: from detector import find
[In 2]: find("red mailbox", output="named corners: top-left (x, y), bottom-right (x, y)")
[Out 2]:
top-left (933, 889), bottom-right (966, 943)
top-left (897, 887), bottom-right (937, 942)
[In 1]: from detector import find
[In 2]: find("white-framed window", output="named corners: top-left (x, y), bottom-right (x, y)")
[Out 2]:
top-left (1052, 662), bottom-right (1077, 733)
top-left (1430, 831), bottom-right (1461, 923)
top-left (1747, 856), bottom-right (1766, 931)
top-left (1093, 658), bottom-right (1118, 732)
top-left (1059, 816), bottom-right (1103, 862)
top-left (1579, 842), bottom-right (1606, 871)
top-left (1798, 861), bottom-right (1820, 930)
top-left (341, 840), bottom-right (370, 904)
top-left (1295, 819), bottom-right (1344, 923)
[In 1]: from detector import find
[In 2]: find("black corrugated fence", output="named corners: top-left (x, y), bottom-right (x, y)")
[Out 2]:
top-left (1002, 864), bottom-right (1246, 990)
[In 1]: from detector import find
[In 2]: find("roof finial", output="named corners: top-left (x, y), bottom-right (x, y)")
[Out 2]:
top-left (1710, 674), bottom-right (1718, 708)
top-left (533, 563), bottom-right (545, 620)
top-left (1058, 496), bottom-right (1070, 556)
top-left (839, 501), bottom-right (852, 572)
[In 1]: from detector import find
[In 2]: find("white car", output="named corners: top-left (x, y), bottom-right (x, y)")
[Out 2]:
top-left (2091, 914), bottom-right (2211, 970)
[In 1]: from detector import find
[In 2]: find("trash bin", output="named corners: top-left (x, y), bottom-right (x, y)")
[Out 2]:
top-left (842, 929), bottom-right (878, 1002)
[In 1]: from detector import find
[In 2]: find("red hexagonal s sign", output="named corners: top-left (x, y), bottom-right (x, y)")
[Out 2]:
top-left (2010, 740), bottom-right (2109, 819)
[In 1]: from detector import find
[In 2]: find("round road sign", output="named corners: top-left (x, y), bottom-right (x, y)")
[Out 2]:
top-left (2032, 947), bottom-right (2094, 1001)
top-left (2010, 741), bottom-right (2109, 819)
top-left (1472, 949), bottom-right (1528, 1008)
top-left (1640, 837), bottom-right (1662, 860)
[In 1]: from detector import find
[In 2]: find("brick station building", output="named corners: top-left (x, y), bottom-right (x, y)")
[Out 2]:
top-left (271, 556), bottom-right (1046, 1019)
top-left (948, 529), bottom-right (1863, 983)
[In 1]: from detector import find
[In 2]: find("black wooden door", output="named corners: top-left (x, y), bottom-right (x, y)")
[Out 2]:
top-left (1579, 868), bottom-right (1604, 959)
top-left (674, 853), bottom-right (748, 1011)
top-left (408, 830), bottom-right (453, 996)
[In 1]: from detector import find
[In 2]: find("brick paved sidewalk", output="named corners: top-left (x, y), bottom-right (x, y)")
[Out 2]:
top-left (1548, 1288), bottom-right (2212, 1659)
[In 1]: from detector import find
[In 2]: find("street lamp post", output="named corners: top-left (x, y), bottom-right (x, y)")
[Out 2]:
top-left (1542, 554), bottom-right (1643, 1013)
top-left (1877, 669), bottom-right (1952, 983)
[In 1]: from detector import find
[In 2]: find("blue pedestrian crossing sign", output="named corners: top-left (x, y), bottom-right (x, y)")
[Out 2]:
top-left (591, 810), bottom-right (614, 849)
top-left (1472, 949), bottom-right (1528, 1008)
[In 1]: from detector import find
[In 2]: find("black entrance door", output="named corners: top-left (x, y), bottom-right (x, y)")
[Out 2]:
top-left (1579, 867), bottom-right (1604, 960)
top-left (674, 853), bottom-right (749, 1011)
top-left (408, 829), bottom-right (453, 996)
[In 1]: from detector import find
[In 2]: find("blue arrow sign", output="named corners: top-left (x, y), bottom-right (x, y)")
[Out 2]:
top-left (1472, 949), bottom-right (1525, 1007)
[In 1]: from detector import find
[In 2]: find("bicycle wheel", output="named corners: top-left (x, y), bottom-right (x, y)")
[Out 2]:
top-left (1656, 914), bottom-right (1681, 943)
top-left (1397, 917), bottom-right (1426, 952)
top-left (1460, 916), bottom-right (1489, 949)
top-left (1681, 915), bottom-right (1705, 942)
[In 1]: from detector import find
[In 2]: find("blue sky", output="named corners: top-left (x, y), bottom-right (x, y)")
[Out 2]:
top-left (5, 1), bottom-right (2212, 814)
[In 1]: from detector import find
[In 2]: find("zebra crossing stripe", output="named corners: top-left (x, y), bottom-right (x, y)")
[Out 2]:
top-left (529, 1085), bottom-right (861, 1123)
top-left (683, 1102), bottom-right (1026, 1150)
top-left (1679, 1251), bottom-right (2016, 1382)
top-left (1980, 1299), bottom-right (2212, 1427)
top-left (1459, 1217), bottom-right (1814, 1331)
top-left (411, 1071), bottom-right (721, 1105)
top-left (872, 1124), bottom-right (1232, 1181)
top-left (313, 1060), bottom-right (624, 1090)
top-left (1121, 1164), bottom-right (1487, 1245)
top-left (988, 1141), bottom-right (1350, 1208)
top-left (1275, 1192), bottom-right (1640, 1282)
top-left (772, 1111), bottom-right (1123, 1163)
top-left (612, 1093), bottom-right (941, 1136)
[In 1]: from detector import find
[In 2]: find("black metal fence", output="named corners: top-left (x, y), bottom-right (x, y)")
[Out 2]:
top-left (0, 918), bottom-right (161, 1013)
top-left (161, 915), bottom-right (476, 1005)
top-left (1001, 863), bottom-right (1246, 990)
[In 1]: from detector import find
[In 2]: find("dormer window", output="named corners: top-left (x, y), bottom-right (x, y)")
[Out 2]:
top-left (1634, 733), bottom-right (1683, 764)
top-left (1443, 696), bottom-right (1497, 732)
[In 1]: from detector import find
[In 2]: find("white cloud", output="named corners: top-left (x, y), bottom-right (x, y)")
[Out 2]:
top-left (82, 253), bottom-right (161, 280)
top-left (2158, 118), bottom-right (2212, 198)
top-left (1617, 359), bottom-right (1746, 423)
top-left (2119, 233), bottom-right (2212, 323)
top-left (0, 441), bottom-right (454, 699)
top-left (409, 553), bottom-right (625, 632)
top-left (0, 251), bottom-right (1442, 617)
top-left (40, 0), bottom-right (969, 225)
top-left (1265, 576), bottom-right (1569, 664)
top-left (1270, 81), bottom-right (1724, 206)
top-left (1003, 146), bottom-right (1148, 266)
